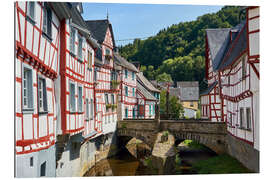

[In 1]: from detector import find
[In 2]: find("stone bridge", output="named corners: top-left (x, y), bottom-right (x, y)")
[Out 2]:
top-left (117, 119), bottom-right (227, 154)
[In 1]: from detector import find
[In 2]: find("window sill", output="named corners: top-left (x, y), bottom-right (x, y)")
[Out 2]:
top-left (42, 32), bottom-right (52, 42)
top-left (26, 16), bottom-right (36, 25)
top-left (78, 58), bottom-right (83, 63)
top-left (22, 109), bottom-right (34, 114)
top-left (39, 111), bottom-right (48, 115)
top-left (70, 51), bottom-right (76, 58)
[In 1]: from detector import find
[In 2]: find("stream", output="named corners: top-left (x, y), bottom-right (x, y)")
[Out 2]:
top-left (84, 140), bottom-right (217, 176)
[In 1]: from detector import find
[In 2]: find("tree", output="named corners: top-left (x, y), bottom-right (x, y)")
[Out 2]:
top-left (156, 73), bottom-right (173, 83)
top-left (159, 90), bottom-right (184, 118)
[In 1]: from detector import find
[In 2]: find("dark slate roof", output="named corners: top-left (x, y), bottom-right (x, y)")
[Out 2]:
top-left (137, 72), bottom-right (160, 93)
top-left (219, 21), bottom-right (247, 70)
top-left (200, 81), bottom-right (218, 96)
top-left (206, 20), bottom-right (247, 71)
top-left (114, 53), bottom-right (139, 73)
top-left (85, 19), bottom-right (116, 47)
top-left (137, 82), bottom-right (158, 101)
top-left (177, 81), bottom-right (199, 101)
top-left (206, 28), bottom-right (231, 71)
top-left (169, 88), bottom-right (181, 98)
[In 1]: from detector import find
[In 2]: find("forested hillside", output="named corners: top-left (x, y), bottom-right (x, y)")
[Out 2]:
top-left (118, 6), bottom-right (243, 91)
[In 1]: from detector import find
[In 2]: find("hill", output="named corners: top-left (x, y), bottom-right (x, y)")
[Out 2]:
top-left (118, 6), bottom-right (243, 91)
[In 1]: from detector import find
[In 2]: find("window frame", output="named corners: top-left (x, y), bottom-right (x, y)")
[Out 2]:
top-left (77, 34), bottom-right (83, 62)
top-left (87, 50), bottom-right (93, 69)
top-left (125, 86), bottom-right (128, 96)
top-left (90, 99), bottom-right (94, 120)
top-left (111, 94), bottom-right (115, 105)
top-left (132, 88), bottom-right (135, 97)
top-left (22, 64), bottom-right (34, 113)
top-left (26, 2), bottom-right (36, 24)
top-left (125, 108), bottom-right (128, 118)
top-left (70, 26), bottom-right (76, 56)
top-left (85, 98), bottom-right (89, 120)
top-left (132, 71), bottom-right (135, 80)
top-left (42, 3), bottom-right (52, 40)
top-left (239, 107), bottom-right (245, 128)
top-left (125, 69), bottom-right (128, 79)
top-left (69, 81), bottom-right (76, 113)
top-left (246, 107), bottom-right (251, 130)
top-left (38, 76), bottom-right (48, 114)
top-left (77, 85), bottom-right (83, 113)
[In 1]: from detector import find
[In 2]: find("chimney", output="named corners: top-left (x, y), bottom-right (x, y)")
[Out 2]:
top-left (132, 61), bottom-right (140, 71)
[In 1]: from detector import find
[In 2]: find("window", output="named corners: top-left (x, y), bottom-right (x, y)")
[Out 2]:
top-left (30, 157), bottom-right (33, 167)
top-left (132, 72), bottom-right (135, 80)
top-left (133, 108), bottom-right (136, 118)
top-left (132, 88), bottom-right (135, 97)
top-left (38, 77), bottom-right (48, 113)
top-left (69, 82), bottom-right (76, 112)
top-left (40, 162), bottom-right (46, 177)
top-left (240, 108), bottom-right (244, 128)
top-left (42, 3), bottom-right (52, 39)
top-left (78, 86), bottom-right (83, 112)
top-left (149, 105), bottom-right (152, 115)
top-left (246, 108), bottom-right (251, 129)
top-left (86, 98), bottom-right (89, 120)
top-left (105, 48), bottom-right (110, 55)
top-left (105, 94), bottom-right (109, 104)
top-left (125, 86), bottom-right (128, 96)
top-left (94, 68), bottom-right (97, 81)
top-left (90, 99), bottom-right (94, 120)
top-left (190, 101), bottom-right (194, 107)
top-left (125, 108), bottom-right (128, 118)
top-left (125, 69), bottom-right (128, 78)
top-left (87, 50), bottom-right (92, 69)
top-left (242, 57), bottom-right (246, 78)
top-left (70, 27), bottom-right (76, 55)
top-left (23, 66), bottom-right (33, 111)
top-left (228, 75), bottom-right (230, 85)
top-left (78, 35), bottom-right (83, 61)
top-left (27, 2), bottom-right (35, 21)
top-left (153, 104), bottom-right (155, 115)
top-left (111, 94), bottom-right (115, 105)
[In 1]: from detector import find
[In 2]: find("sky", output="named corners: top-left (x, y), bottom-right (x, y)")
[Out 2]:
top-left (82, 3), bottom-right (223, 46)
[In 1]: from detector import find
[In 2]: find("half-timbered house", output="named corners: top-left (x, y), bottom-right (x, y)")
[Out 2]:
top-left (114, 52), bottom-right (139, 119)
top-left (200, 6), bottom-right (259, 172)
top-left (136, 72), bottom-right (159, 118)
top-left (85, 19), bottom-right (118, 135)
top-left (15, 1), bottom-right (66, 177)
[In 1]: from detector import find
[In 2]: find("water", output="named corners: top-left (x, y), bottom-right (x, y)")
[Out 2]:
top-left (84, 142), bottom-right (216, 176)
top-left (84, 148), bottom-right (154, 176)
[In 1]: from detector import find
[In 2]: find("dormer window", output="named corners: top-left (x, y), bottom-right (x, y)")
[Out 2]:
top-left (43, 3), bottom-right (52, 40)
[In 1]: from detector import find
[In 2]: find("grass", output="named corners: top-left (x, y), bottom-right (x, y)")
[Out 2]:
top-left (192, 154), bottom-right (253, 174)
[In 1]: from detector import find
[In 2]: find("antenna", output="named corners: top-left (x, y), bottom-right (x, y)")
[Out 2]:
top-left (106, 9), bottom-right (109, 20)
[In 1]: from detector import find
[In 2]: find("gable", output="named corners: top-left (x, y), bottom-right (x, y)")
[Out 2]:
top-left (103, 27), bottom-right (113, 48)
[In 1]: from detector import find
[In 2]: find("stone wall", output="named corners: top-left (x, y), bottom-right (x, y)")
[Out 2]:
top-left (56, 132), bottom-right (119, 177)
top-left (226, 133), bottom-right (259, 173)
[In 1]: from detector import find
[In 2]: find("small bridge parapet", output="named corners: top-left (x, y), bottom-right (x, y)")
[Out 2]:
top-left (117, 119), bottom-right (227, 153)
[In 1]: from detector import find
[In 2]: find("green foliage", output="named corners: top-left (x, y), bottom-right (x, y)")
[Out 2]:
top-left (196, 109), bottom-right (201, 119)
top-left (175, 154), bottom-right (182, 166)
top-left (121, 123), bottom-right (127, 129)
top-left (162, 131), bottom-right (169, 137)
top-left (119, 6), bottom-right (243, 91)
top-left (192, 154), bottom-right (252, 174)
top-left (156, 72), bottom-right (173, 83)
top-left (159, 90), bottom-right (184, 118)
top-left (182, 140), bottom-right (208, 150)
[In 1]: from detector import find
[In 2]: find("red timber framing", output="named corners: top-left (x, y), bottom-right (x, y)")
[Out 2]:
top-left (203, 35), bottom-right (222, 122)
top-left (217, 7), bottom-right (260, 146)
top-left (93, 25), bottom-right (118, 134)
top-left (119, 69), bottom-right (137, 119)
top-left (15, 2), bottom-right (59, 154)
top-left (60, 19), bottom-right (97, 136)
